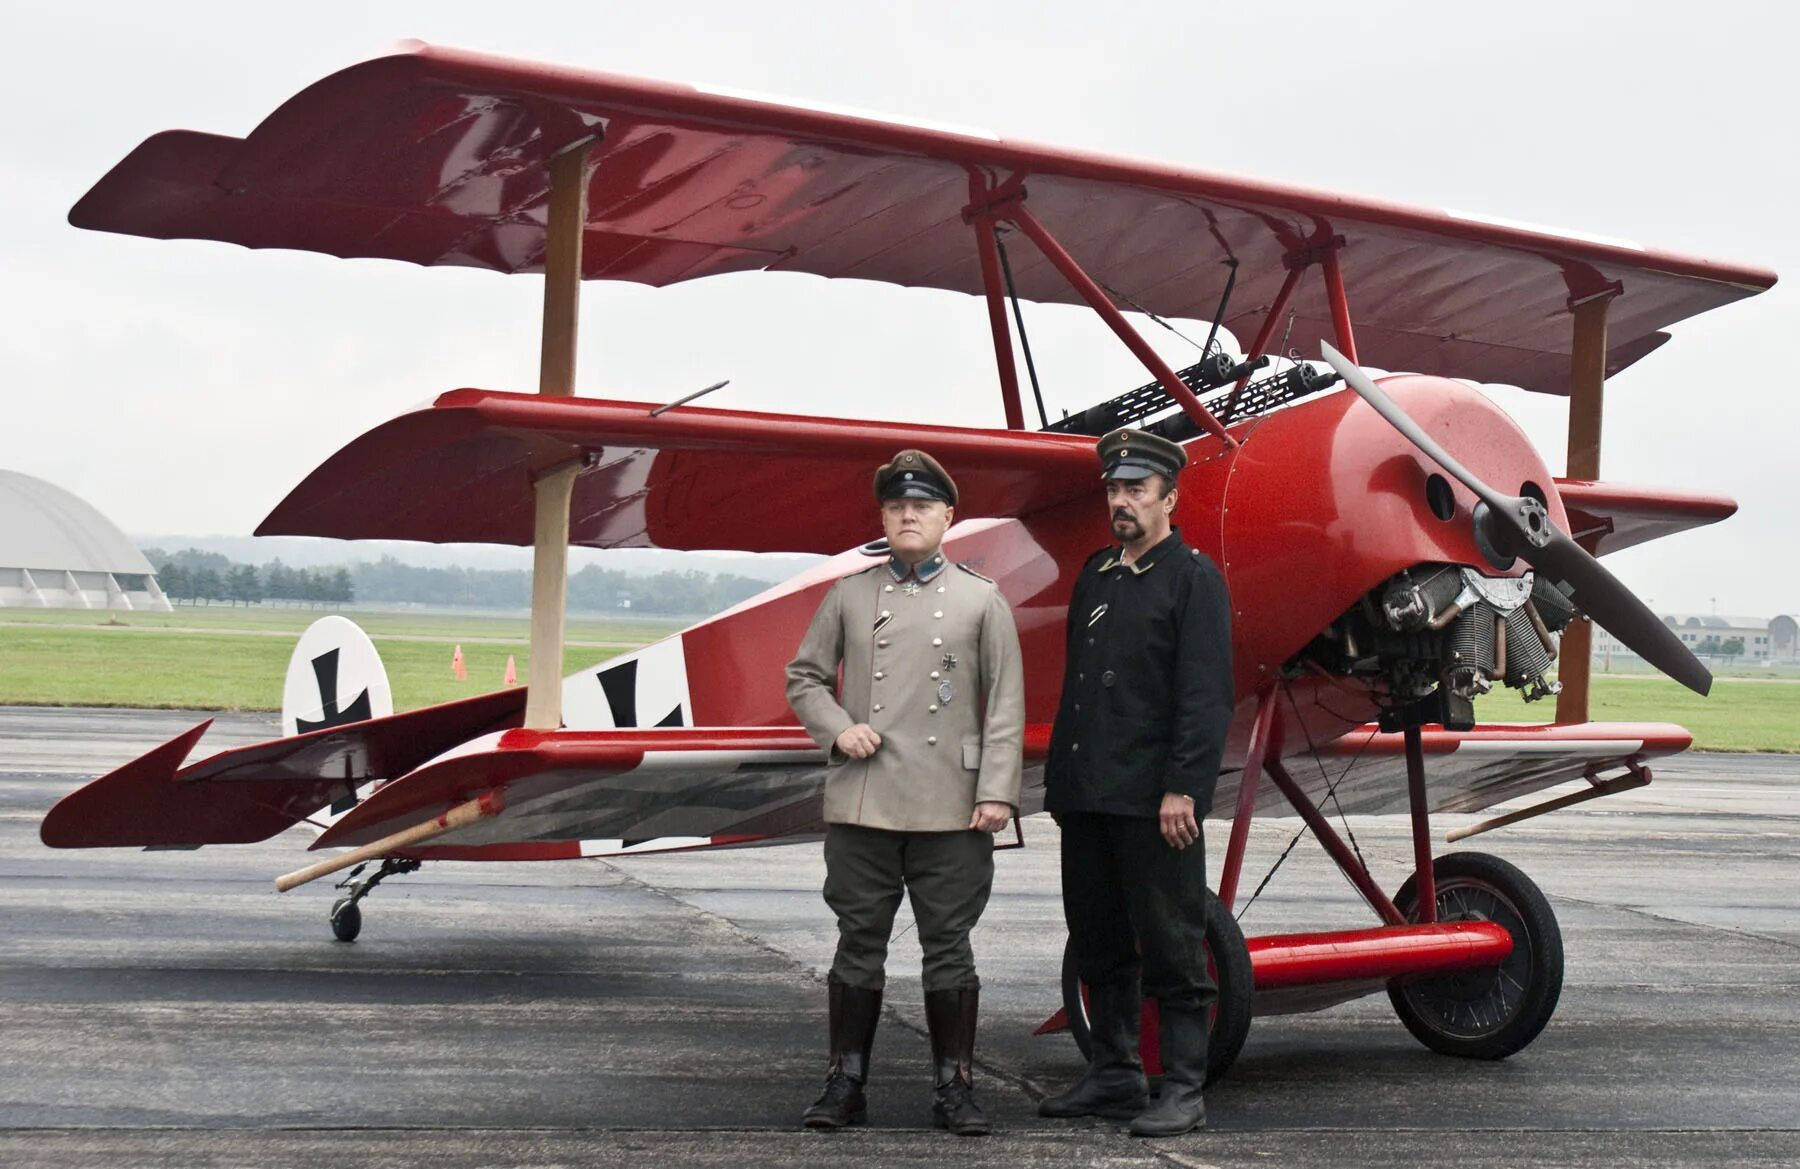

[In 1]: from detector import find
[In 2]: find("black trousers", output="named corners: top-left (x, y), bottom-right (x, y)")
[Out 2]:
top-left (1058, 811), bottom-right (1217, 1012)
top-left (822, 824), bottom-right (995, 993)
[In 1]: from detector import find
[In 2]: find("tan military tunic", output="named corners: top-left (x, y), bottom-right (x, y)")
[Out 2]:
top-left (787, 556), bottom-right (1024, 831)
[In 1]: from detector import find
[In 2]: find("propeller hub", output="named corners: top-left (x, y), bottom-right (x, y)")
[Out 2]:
top-left (1513, 497), bottom-right (1552, 549)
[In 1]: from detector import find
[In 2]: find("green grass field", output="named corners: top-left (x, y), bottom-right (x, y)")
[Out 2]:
top-left (1473, 675), bottom-right (1800, 753)
top-left (0, 608), bottom-right (675, 711)
top-left (2, 609), bottom-right (1795, 750)
top-left (0, 604), bottom-right (683, 644)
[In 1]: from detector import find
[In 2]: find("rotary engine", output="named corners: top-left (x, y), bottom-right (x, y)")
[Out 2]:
top-left (1306, 564), bottom-right (1578, 713)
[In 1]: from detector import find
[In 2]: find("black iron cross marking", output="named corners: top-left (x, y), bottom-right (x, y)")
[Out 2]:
top-left (296, 648), bottom-right (372, 734)
top-left (597, 658), bottom-right (683, 729)
top-left (295, 648), bottom-right (373, 814)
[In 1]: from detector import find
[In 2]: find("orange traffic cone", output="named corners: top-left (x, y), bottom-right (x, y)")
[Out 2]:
top-left (452, 644), bottom-right (467, 681)
top-left (504, 655), bottom-right (518, 687)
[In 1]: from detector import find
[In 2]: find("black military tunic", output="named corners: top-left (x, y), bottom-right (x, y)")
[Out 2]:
top-left (1045, 527), bottom-right (1234, 816)
top-left (1044, 526), bottom-right (1235, 1008)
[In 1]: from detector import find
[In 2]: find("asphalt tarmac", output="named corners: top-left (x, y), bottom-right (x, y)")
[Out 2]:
top-left (3, 706), bottom-right (1797, 1167)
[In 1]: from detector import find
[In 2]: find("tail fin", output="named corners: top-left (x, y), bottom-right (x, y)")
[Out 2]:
top-left (282, 616), bottom-right (393, 737)
top-left (283, 616), bottom-right (395, 831)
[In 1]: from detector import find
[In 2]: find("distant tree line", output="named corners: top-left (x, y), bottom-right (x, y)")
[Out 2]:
top-left (147, 548), bottom-right (352, 607)
top-left (143, 549), bottom-right (771, 615)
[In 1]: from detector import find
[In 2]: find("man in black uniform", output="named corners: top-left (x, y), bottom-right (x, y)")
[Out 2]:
top-left (1038, 427), bottom-right (1234, 1138)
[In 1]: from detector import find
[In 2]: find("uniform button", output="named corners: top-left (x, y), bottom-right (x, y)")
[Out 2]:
top-left (927, 736), bottom-right (938, 745)
top-left (1087, 637), bottom-right (1095, 646)
top-left (1077, 673), bottom-right (1084, 681)
top-left (1102, 670), bottom-right (1117, 687)
top-left (880, 610), bottom-right (890, 619)
top-left (929, 704), bottom-right (938, 713)
top-left (930, 671), bottom-right (940, 679)
top-left (874, 671), bottom-right (885, 680)
top-left (884, 584), bottom-right (894, 593)
top-left (932, 637), bottom-right (942, 647)
top-left (937, 585), bottom-right (946, 593)
top-left (873, 704), bottom-right (883, 712)
top-left (934, 610), bottom-right (943, 619)
top-left (1072, 742), bottom-right (1080, 753)
top-left (1074, 703), bottom-right (1081, 713)
top-left (878, 639), bottom-right (889, 648)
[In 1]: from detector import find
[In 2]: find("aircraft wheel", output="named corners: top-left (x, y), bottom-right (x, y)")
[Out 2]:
top-left (1387, 851), bottom-right (1562, 1059)
top-left (329, 897), bottom-right (362, 943)
top-left (1061, 891), bottom-right (1253, 1085)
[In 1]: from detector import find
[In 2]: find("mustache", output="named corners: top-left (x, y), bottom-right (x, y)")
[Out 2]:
top-left (1112, 510), bottom-right (1137, 523)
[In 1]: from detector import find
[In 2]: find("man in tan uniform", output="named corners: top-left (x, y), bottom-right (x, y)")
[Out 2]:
top-left (786, 448), bottom-right (1024, 1136)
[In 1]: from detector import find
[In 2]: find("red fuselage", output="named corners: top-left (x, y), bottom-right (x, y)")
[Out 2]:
top-left (675, 375), bottom-right (1562, 766)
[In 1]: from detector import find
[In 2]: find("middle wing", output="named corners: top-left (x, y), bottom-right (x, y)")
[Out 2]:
top-left (257, 389), bottom-right (1099, 553)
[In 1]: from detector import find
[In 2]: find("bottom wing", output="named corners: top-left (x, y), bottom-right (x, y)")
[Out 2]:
top-left (1210, 721), bottom-right (1691, 822)
top-left (312, 727), bottom-right (830, 858)
top-left (313, 727), bottom-right (1056, 859)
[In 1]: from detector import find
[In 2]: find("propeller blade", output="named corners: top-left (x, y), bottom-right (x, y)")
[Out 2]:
top-left (1317, 342), bottom-right (1713, 697)
top-left (1532, 531), bottom-right (1713, 696)
top-left (1319, 343), bottom-right (1510, 514)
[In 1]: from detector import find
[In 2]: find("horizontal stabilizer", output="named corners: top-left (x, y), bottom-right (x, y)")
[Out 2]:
top-left (40, 688), bottom-right (526, 849)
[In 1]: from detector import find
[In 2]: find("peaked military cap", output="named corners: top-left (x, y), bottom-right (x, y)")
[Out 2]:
top-left (873, 448), bottom-right (958, 506)
top-left (1097, 428), bottom-right (1187, 482)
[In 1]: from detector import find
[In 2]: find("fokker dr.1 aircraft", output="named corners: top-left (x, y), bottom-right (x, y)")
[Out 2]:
top-left (41, 43), bottom-right (1776, 1080)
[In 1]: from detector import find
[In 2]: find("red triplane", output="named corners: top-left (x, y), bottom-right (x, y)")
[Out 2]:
top-left (42, 43), bottom-right (1777, 1080)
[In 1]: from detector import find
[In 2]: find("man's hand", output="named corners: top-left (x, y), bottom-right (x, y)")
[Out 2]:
top-left (834, 724), bottom-right (882, 759)
top-left (969, 801), bottom-right (1012, 833)
top-left (1159, 792), bottom-right (1200, 850)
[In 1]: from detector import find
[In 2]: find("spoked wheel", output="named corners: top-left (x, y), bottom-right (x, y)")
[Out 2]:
top-left (1061, 891), bottom-right (1254, 1085)
top-left (1388, 851), bottom-right (1562, 1059)
top-left (329, 897), bottom-right (362, 943)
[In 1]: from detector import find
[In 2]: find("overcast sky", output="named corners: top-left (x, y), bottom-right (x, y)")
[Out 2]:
top-left (3, 1), bottom-right (1793, 614)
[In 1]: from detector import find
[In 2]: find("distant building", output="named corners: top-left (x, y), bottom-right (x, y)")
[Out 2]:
top-left (0, 470), bottom-right (171, 612)
top-left (1592, 612), bottom-right (1789, 663)
top-left (1772, 615), bottom-right (1799, 662)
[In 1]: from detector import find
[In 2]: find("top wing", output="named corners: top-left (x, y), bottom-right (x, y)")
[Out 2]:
top-left (70, 43), bottom-right (1774, 396)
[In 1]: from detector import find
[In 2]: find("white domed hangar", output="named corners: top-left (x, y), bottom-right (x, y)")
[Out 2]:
top-left (0, 470), bottom-right (171, 611)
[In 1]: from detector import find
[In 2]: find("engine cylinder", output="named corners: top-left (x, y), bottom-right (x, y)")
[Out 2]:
top-left (1446, 605), bottom-right (1496, 674)
top-left (1504, 607), bottom-right (1553, 687)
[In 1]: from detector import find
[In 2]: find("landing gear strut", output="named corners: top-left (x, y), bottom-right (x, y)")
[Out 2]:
top-left (328, 857), bottom-right (420, 942)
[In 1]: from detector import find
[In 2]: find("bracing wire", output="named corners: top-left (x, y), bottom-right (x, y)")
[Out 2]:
top-left (1234, 684), bottom-right (1381, 922)
top-left (993, 233), bottom-right (1051, 430)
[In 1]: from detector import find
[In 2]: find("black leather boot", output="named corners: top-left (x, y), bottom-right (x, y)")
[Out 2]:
top-left (802, 976), bottom-right (882, 1129)
top-left (1129, 1004), bottom-right (1208, 1137)
top-left (924, 984), bottom-right (991, 1136)
top-left (1038, 978), bottom-right (1149, 1120)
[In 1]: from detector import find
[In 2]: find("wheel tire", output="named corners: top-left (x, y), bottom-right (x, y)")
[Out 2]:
top-left (329, 898), bottom-right (362, 943)
top-left (1387, 851), bottom-right (1562, 1059)
top-left (1061, 891), bottom-right (1254, 1085)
